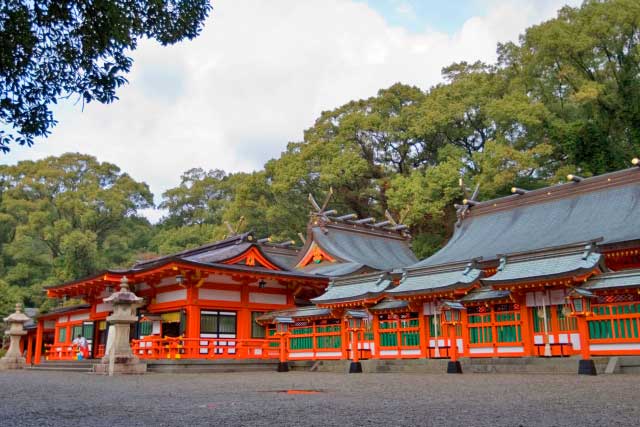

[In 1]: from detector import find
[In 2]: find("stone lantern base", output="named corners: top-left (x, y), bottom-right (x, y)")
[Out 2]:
top-left (0, 355), bottom-right (26, 371)
top-left (93, 355), bottom-right (147, 375)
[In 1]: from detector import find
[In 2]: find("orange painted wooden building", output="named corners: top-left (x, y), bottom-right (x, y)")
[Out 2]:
top-left (27, 164), bottom-right (640, 366)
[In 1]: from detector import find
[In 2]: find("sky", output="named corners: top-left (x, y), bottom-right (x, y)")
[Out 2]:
top-left (2, 0), bottom-right (582, 222)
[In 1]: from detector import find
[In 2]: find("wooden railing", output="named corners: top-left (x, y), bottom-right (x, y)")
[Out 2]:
top-left (94, 344), bottom-right (105, 359)
top-left (44, 344), bottom-right (81, 360)
top-left (130, 337), bottom-right (280, 360)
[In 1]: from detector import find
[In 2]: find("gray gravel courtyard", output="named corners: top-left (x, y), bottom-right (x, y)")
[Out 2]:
top-left (1, 371), bottom-right (638, 426)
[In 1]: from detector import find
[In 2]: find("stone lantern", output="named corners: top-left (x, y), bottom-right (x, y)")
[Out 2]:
top-left (0, 303), bottom-right (31, 370)
top-left (93, 276), bottom-right (146, 375)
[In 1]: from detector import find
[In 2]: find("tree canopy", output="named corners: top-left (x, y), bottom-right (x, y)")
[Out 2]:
top-left (0, 153), bottom-right (154, 311)
top-left (0, 0), bottom-right (211, 152)
top-left (2, 0), bottom-right (640, 316)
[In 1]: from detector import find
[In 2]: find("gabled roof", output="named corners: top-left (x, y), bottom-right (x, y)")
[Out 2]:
top-left (295, 219), bottom-right (417, 277)
top-left (299, 262), bottom-right (366, 277)
top-left (416, 167), bottom-right (640, 268)
top-left (461, 287), bottom-right (511, 303)
top-left (387, 265), bottom-right (482, 297)
top-left (311, 272), bottom-right (392, 305)
top-left (483, 248), bottom-right (604, 285)
top-left (369, 298), bottom-right (409, 311)
top-left (583, 268), bottom-right (640, 291)
top-left (134, 231), bottom-right (297, 271)
top-left (255, 306), bottom-right (332, 324)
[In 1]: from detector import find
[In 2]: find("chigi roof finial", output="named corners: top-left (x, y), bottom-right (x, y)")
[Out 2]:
top-left (455, 179), bottom-right (480, 227)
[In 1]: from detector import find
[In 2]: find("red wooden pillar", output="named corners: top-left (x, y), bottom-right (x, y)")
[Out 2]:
top-left (341, 319), bottom-right (349, 359)
top-left (26, 334), bottom-right (34, 364)
top-left (34, 319), bottom-right (44, 364)
top-left (520, 299), bottom-right (534, 356)
top-left (418, 313), bottom-right (427, 358)
top-left (351, 328), bottom-right (359, 364)
top-left (577, 316), bottom-right (590, 361)
top-left (460, 310), bottom-right (469, 357)
top-left (237, 283), bottom-right (252, 358)
top-left (449, 322), bottom-right (458, 362)
top-left (372, 315), bottom-right (381, 359)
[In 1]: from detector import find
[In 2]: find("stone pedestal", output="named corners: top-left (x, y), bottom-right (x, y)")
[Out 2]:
top-left (447, 361), bottom-right (463, 374)
top-left (0, 303), bottom-right (31, 371)
top-left (93, 277), bottom-right (147, 375)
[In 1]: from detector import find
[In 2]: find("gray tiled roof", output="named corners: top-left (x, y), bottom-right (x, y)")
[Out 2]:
top-left (461, 288), bottom-right (511, 302)
top-left (134, 232), bottom-right (297, 271)
top-left (255, 306), bottom-right (331, 323)
top-left (300, 261), bottom-right (365, 277)
top-left (415, 177), bottom-right (640, 268)
top-left (311, 274), bottom-right (391, 303)
top-left (310, 226), bottom-right (417, 273)
top-left (483, 252), bottom-right (602, 284)
top-left (387, 267), bottom-right (482, 296)
top-left (369, 298), bottom-right (409, 311)
top-left (583, 269), bottom-right (640, 291)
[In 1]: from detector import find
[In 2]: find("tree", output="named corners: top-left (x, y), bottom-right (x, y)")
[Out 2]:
top-left (0, 153), bottom-right (154, 290)
top-left (498, 0), bottom-right (640, 174)
top-left (0, 0), bottom-right (212, 152)
top-left (159, 168), bottom-right (230, 228)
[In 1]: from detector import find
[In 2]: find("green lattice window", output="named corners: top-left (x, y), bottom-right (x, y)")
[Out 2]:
top-left (556, 305), bottom-right (577, 331)
top-left (427, 315), bottom-right (444, 338)
top-left (289, 326), bottom-right (313, 350)
top-left (495, 312), bottom-right (521, 343)
top-left (58, 327), bottom-right (67, 343)
top-left (71, 325), bottom-right (83, 341)
top-left (589, 303), bottom-right (640, 340)
top-left (316, 325), bottom-right (341, 349)
top-left (139, 321), bottom-right (152, 336)
top-left (468, 313), bottom-right (492, 344)
top-left (251, 312), bottom-right (266, 338)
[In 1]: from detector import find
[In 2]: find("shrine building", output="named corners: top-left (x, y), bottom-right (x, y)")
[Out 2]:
top-left (25, 162), bottom-right (640, 368)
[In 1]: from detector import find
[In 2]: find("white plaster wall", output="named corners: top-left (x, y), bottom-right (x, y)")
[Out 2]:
top-left (198, 288), bottom-right (241, 302)
top-left (156, 289), bottom-right (187, 303)
top-left (248, 292), bottom-right (287, 305)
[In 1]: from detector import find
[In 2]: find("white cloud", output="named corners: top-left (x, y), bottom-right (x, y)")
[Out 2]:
top-left (3, 0), bottom-right (581, 220)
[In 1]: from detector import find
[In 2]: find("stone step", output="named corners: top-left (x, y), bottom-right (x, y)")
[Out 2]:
top-left (26, 366), bottom-right (93, 373)
top-left (145, 358), bottom-right (280, 373)
top-left (37, 361), bottom-right (96, 368)
top-left (618, 356), bottom-right (640, 367)
top-left (147, 364), bottom-right (278, 373)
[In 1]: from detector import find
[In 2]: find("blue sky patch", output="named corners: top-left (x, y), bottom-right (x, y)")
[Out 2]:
top-left (361, 0), bottom-right (484, 33)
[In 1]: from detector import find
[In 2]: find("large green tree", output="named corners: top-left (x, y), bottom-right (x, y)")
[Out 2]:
top-left (0, 0), bottom-right (211, 152)
top-left (498, 0), bottom-right (640, 174)
top-left (0, 153), bottom-right (154, 308)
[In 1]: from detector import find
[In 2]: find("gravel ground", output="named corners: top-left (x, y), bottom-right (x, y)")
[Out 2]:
top-left (1, 371), bottom-right (638, 427)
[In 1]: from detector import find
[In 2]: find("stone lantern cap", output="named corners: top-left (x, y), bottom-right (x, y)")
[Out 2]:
top-left (4, 303), bottom-right (31, 324)
top-left (103, 276), bottom-right (143, 305)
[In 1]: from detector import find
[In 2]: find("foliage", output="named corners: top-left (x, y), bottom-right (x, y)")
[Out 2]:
top-left (3, 0), bottom-right (640, 309)
top-left (0, 278), bottom-right (24, 317)
top-left (159, 168), bottom-right (230, 228)
top-left (0, 0), bottom-right (212, 152)
top-left (0, 153), bottom-right (154, 308)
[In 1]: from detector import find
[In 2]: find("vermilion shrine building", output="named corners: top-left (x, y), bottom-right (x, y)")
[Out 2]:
top-left (26, 164), bottom-right (640, 366)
